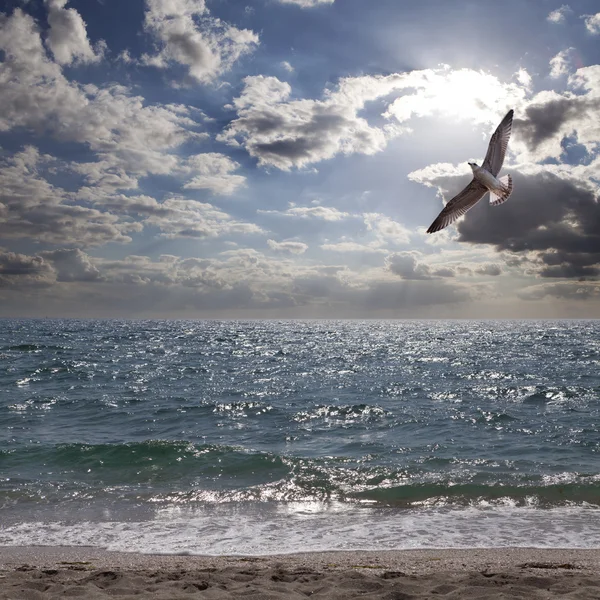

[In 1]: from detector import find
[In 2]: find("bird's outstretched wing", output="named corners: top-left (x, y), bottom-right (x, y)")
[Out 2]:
top-left (481, 109), bottom-right (513, 177)
top-left (426, 179), bottom-right (487, 233)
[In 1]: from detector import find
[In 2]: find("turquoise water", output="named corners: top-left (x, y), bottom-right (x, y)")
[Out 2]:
top-left (1, 319), bottom-right (600, 553)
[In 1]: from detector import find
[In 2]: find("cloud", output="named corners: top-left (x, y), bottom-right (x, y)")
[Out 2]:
top-left (518, 282), bottom-right (600, 301)
top-left (45, 0), bottom-right (104, 65)
top-left (260, 206), bottom-right (350, 221)
top-left (40, 248), bottom-right (103, 281)
top-left (383, 67), bottom-right (528, 128)
top-left (280, 60), bottom-right (294, 72)
top-left (288, 206), bottom-right (349, 220)
top-left (584, 13), bottom-right (600, 34)
top-left (363, 212), bottom-right (411, 245)
top-left (413, 166), bottom-right (600, 281)
top-left (320, 241), bottom-right (385, 253)
top-left (0, 243), bottom-right (479, 317)
top-left (90, 193), bottom-right (263, 240)
top-left (267, 239), bottom-right (308, 254)
top-left (141, 0), bottom-right (259, 83)
top-left (93, 250), bottom-right (471, 314)
top-left (386, 252), bottom-right (433, 280)
top-left (407, 64), bottom-right (600, 284)
top-left (362, 279), bottom-right (470, 311)
top-left (275, 0), bottom-right (334, 7)
top-left (475, 263), bottom-right (502, 276)
top-left (182, 153), bottom-right (246, 195)
top-left (217, 74), bottom-right (401, 169)
top-left (0, 144), bottom-right (256, 247)
top-left (509, 66), bottom-right (600, 166)
top-left (141, 196), bottom-right (264, 239)
top-left (0, 250), bottom-right (55, 288)
top-left (219, 67), bottom-right (530, 170)
top-left (0, 147), bottom-right (140, 247)
top-left (260, 207), bottom-right (411, 256)
top-left (0, 8), bottom-right (204, 183)
top-left (547, 5), bottom-right (572, 24)
top-left (549, 48), bottom-right (576, 78)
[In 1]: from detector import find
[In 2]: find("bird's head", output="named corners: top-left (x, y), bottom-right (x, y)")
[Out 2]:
top-left (468, 162), bottom-right (478, 171)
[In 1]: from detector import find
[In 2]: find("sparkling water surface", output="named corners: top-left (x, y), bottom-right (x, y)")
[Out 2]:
top-left (1, 319), bottom-right (599, 553)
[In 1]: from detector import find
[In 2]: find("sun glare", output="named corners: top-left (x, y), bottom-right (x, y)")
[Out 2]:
top-left (385, 67), bottom-right (528, 127)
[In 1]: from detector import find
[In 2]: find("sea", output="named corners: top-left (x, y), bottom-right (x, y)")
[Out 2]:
top-left (1, 319), bottom-right (599, 555)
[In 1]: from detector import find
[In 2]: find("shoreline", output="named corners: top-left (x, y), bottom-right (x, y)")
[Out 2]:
top-left (2, 547), bottom-right (600, 598)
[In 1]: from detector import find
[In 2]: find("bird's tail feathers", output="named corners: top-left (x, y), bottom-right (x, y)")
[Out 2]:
top-left (489, 174), bottom-right (513, 206)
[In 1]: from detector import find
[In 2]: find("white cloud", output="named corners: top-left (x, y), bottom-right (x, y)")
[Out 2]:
top-left (0, 9), bottom-right (205, 185)
top-left (220, 67), bottom-right (529, 171)
top-left (45, 0), bottom-right (104, 65)
top-left (183, 153), bottom-right (246, 195)
top-left (516, 68), bottom-right (533, 89)
top-left (549, 48), bottom-right (576, 78)
top-left (218, 74), bottom-right (402, 170)
top-left (276, 0), bottom-right (334, 7)
top-left (141, 0), bottom-right (259, 83)
top-left (118, 49), bottom-right (135, 64)
top-left (259, 205), bottom-right (350, 221)
top-left (363, 212), bottom-right (411, 245)
top-left (85, 191), bottom-right (264, 240)
top-left (584, 13), bottom-right (600, 34)
top-left (287, 206), bottom-right (350, 220)
top-left (408, 162), bottom-right (468, 189)
top-left (320, 241), bottom-right (385, 253)
top-left (547, 5), bottom-right (571, 24)
top-left (142, 196), bottom-right (264, 239)
top-left (280, 60), bottom-right (294, 72)
top-left (267, 239), bottom-right (308, 254)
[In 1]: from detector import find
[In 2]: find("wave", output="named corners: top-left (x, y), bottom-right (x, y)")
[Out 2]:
top-left (2, 441), bottom-right (600, 509)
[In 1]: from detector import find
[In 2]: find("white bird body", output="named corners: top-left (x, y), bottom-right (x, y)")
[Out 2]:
top-left (471, 164), bottom-right (503, 190)
top-left (427, 110), bottom-right (514, 234)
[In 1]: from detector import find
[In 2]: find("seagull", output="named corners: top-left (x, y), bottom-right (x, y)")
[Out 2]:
top-left (426, 109), bottom-right (514, 234)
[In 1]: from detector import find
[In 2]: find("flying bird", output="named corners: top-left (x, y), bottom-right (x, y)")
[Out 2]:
top-left (426, 109), bottom-right (514, 234)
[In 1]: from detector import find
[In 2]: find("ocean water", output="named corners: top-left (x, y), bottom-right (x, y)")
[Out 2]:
top-left (1, 319), bottom-right (600, 554)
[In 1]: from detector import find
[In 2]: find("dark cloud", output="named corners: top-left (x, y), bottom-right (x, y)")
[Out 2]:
top-left (511, 67), bottom-right (600, 160)
top-left (0, 250), bottom-right (55, 287)
top-left (538, 264), bottom-right (599, 279)
top-left (0, 252), bottom-right (45, 276)
top-left (386, 252), bottom-right (432, 280)
top-left (453, 171), bottom-right (600, 278)
top-left (513, 98), bottom-right (584, 150)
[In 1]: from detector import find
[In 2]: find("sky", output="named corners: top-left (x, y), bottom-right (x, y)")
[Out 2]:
top-left (1, 0), bottom-right (600, 318)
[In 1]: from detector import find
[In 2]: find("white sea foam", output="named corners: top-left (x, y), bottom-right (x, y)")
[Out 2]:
top-left (2, 504), bottom-right (600, 555)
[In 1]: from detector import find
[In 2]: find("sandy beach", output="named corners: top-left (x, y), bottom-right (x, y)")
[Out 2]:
top-left (1, 547), bottom-right (599, 599)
